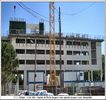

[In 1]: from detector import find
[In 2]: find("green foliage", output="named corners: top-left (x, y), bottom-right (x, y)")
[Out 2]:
top-left (1, 41), bottom-right (19, 84)
top-left (93, 70), bottom-right (101, 81)
top-left (84, 72), bottom-right (88, 81)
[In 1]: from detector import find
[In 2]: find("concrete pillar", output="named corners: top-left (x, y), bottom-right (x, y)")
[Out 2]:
top-left (24, 70), bottom-right (27, 90)
top-left (88, 70), bottom-right (89, 81)
top-left (91, 70), bottom-right (93, 81)
top-left (88, 70), bottom-right (91, 95)
top-left (91, 71), bottom-right (94, 86)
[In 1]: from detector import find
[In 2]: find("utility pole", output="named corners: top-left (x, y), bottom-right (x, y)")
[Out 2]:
top-left (34, 39), bottom-right (37, 91)
top-left (59, 7), bottom-right (62, 87)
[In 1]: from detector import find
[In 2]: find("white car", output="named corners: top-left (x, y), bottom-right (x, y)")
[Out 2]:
top-left (28, 91), bottom-right (37, 96)
top-left (36, 90), bottom-right (48, 96)
top-left (43, 92), bottom-right (54, 96)
top-left (17, 90), bottom-right (27, 96)
top-left (58, 93), bottom-right (69, 96)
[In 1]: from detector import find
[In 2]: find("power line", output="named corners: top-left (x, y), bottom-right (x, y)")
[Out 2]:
top-left (17, 2), bottom-right (59, 23)
top-left (17, 2), bottom-right (40, 20)
top-left (20, 2), bottom-right (49, 20)
top-left (17, 2), bottom-right (49, 22)
top-left (60, 2), bottom-right (95, 16)
top-left (17, 2), bottom-right (95, 24)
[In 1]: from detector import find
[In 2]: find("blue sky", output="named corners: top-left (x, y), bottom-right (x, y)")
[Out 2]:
top-left (1, 2), bottom-right (105, 54)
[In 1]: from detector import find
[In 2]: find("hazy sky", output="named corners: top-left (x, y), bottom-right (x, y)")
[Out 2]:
top-left (1, 2), bottom-right (105, 54)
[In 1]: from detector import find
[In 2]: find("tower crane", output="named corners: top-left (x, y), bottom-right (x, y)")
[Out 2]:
top-left (48, 2), bottom-right (59, 86)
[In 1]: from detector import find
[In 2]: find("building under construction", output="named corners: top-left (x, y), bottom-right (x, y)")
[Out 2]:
top-left (8, 18), bottom-right (104, 93)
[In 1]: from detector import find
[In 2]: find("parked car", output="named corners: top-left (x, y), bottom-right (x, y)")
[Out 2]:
top-left (17, 90), bottom-right (37, 96)
top-left (17, 90), bottom-right (27, 96)
top-left (18, 89), bottom-right (54, 96)
top-left (77, 86), bottom-right (105, 96)
top-left (28, 91), bottom-right (37, 96)
top-left (58, 93), bottom-right (69, 96)
top-left (35, 90), bottom-right (48, 96)
top-left (43, 92), bottom-right (54, 96)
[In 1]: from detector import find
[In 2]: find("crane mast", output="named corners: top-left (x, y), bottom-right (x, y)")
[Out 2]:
top-left (49, 2), bottom-right (58, 86)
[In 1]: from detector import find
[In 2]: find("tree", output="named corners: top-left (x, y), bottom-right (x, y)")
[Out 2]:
top-left (1, 41), bottom-right (19, 95)
top-left (93, 70), bottom-right (101, 81)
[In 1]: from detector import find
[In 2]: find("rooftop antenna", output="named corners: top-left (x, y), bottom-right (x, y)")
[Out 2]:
top-left (14, 5), bottom-right (16, 19)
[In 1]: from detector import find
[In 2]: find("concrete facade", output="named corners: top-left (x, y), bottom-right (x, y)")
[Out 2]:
top-left (9, 34), bottom-right (103, 91)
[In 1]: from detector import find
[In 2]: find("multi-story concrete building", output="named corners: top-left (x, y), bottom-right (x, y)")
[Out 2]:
top-left (9, 32), bottom-right (103, 91)
top-left (6, 19), bottom-right (103, 91)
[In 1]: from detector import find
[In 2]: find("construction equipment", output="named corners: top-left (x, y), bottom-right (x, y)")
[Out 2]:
top-left (48, 2), bottom-right (59, 86)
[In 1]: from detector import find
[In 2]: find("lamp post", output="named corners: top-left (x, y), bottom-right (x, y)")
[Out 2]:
top-left (59, 7), bottom-right (62, 87)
